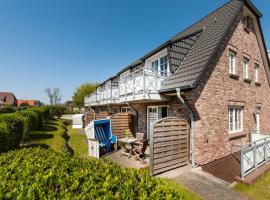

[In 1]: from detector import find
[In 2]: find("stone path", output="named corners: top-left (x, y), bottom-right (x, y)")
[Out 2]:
top-left (159, 167), bottom-right (248, 200)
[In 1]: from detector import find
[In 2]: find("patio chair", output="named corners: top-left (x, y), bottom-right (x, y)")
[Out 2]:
top-left (133, 139), bottom-right (148, 164)
top-left (134, 132), bottom-right (144, 146)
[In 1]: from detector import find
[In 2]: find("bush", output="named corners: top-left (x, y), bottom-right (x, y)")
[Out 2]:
top-left (0, 114), bottom-right (26, 152)
top-left (0, 148), bottom-right (186, 199)
top-left (20, 110), bottom-right (39, 132)
top-left (48, 106), bottom-right (66, 118)
top-left (0, 106), bottom-right (16, 114)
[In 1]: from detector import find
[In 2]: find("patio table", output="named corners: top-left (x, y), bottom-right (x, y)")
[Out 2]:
top-left (118, 137), bottom-right (137, 158)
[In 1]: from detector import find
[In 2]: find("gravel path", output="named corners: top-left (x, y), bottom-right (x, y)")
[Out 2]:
top-left (161, 168), bottom-right (248, 200)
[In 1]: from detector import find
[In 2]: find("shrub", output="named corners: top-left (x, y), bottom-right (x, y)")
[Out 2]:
top-left (0, 147), bottom-right (185, 199)
top-left (0, 106), bottom-right (16, 114)
top-left (29, 108), bottom-right (46, 128)
top-left (20, 110), bottom-right (39, 131)
top-left (48, 106), bottom-right (66, 118)
top-left (0, 114), bottom-right (25, 152)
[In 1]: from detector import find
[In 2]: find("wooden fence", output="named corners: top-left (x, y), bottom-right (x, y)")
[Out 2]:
top-left (95, 112), bottom-right (109, 120)
top-left (111, 113), bottom-right (135, 139)
top-left (150, 117), bottom-right (189, 175)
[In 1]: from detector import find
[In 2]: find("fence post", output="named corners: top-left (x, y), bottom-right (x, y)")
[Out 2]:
top-left (240, 149), bottom-right (245, 179)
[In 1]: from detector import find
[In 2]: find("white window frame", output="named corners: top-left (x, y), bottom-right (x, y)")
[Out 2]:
top-left (151, 55), bottom-right (169, 76)
top-left (243, 58), bottom-right (249, 79)
top-left (254, 64), bottom-right (259, 82)
top-left (147, 105), bottom-right (169, 140)
top-left (121, 107), bottom-right (132, 113)
top-left (229, 51), bottom-right (236, 75)
top-left (228, 106), bottom-right (243, 134)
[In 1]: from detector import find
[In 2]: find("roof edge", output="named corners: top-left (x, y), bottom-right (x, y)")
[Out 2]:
top-left (244, 0), bottom-right (262, 17)
top-left (159, 85), bottom-right (194, 93)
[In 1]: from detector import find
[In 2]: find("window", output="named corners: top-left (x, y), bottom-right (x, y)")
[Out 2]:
top-left (160, 56), bottom-right (168, 76)
top-left (254, 64), bottom-right (259, 82)
top-left (243, 58), bottom-right (249, 79)
top-left (229, 106), bottom-right (243, 133)
top-left (151, 55), bottom-right (169, 76)
top-left (121, 107), bottom-right (132, 113)
top-left (229, 51), bottom-right (236, 74)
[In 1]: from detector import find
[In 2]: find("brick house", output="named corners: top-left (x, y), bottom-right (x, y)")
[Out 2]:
top-left (0, 92), bottom-right (17, 108)
top-left (85, 0), bottom-right (270, 167)
top-left (17, 100), bottom-right (42, 107)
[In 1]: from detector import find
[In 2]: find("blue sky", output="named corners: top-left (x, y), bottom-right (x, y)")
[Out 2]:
top-left (0, 0), bottom-right (269, 104)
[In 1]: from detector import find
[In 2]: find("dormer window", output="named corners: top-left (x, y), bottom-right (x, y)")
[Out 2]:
top-left (151, 55), bottom-right (169, 76)
top-left (243, 16), bottom-right (252, 32)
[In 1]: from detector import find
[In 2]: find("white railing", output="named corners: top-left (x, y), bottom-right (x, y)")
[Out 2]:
top-left (232, 132), bottom-right (270, 179)
top-left (84, 85), bottom-right (119, 106)
top-left (84, 67), bottom-right (170, 106)
top-left (118, 67), bottom-right (169, 100)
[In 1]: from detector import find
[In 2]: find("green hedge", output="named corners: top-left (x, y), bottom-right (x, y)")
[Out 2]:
top-left (0, 114), bottom-right (26, 152)
top-left (0, 147), bottom-right (184, 199)
top-left (0, 106), bottom-right (64, 152)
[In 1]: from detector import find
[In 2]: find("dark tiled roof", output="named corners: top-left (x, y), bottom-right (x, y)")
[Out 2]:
top-left (0, 92), bottom-right (17, 105)
top-left (161, 0), bottom-right (244, 91)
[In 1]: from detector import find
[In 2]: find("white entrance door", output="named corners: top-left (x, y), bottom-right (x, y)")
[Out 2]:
top-left (147, 106), bottom-right (168, 140)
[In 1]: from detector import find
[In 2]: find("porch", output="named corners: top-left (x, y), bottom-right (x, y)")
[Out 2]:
top-left (84, 67), bottom-right (170, 107)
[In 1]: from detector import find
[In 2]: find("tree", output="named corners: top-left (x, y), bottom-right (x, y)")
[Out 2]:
top-left (44, 88), bottom-right (54, 105)
top-left (53, 88), bottom-right (62, 105)
top-left (45, 87), bottom-right (62, 105)
top-left (72, 83), bottom-right (98, 108)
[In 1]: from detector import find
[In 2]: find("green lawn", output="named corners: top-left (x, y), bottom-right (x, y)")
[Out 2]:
top-left (23, 119), bottom-right (65, 152)
top-left (22, 119), bottom-right (201, 199)
top-left (234, 172), bottom-right (270, 200)
top-left (66, 125), bottom-right (88, 158)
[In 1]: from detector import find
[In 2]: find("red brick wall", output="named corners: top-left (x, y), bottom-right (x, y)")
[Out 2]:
top-left (188, 11), bottom-right (270, 165)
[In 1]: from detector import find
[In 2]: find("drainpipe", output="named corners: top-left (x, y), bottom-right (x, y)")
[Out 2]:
top-left (123, 101), bottom-right (139, 133)
top-left (176, 88), bottom-right (196, 168)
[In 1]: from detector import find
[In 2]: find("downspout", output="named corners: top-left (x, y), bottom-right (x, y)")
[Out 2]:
top-left (123, 101), bottom-right (139, 132)
top-left (176, 88), bottom-right (196, 168)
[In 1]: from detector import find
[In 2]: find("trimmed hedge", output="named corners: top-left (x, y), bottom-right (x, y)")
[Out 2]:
top-left (0, 106), bottom-right (64, 153)
top-left (0, 114), bottom-right (26, 152)
top-left (0, 147), bottom-right (185, 199)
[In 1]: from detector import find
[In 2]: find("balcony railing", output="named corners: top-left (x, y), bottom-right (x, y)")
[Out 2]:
top-left (84, 67), bottom-right (169, 106)
top-left (118, 67), bottom-right (169, 101)
top-left (232, 132), bottom-right (270, 179)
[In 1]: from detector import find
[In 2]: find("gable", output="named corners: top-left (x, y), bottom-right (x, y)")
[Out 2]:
top-left (160, 0), bottom-right (243, 92)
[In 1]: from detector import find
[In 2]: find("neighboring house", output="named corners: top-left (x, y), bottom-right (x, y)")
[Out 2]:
top-left (0, 92), bottom-right (17, 108)
top-left (17, 100), bottom-right (42, 107)
top-left (85, 0), bottom-right (270, 168)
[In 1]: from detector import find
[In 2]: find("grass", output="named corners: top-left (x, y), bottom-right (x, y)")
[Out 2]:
top-left (21, 119), bottom-right (201, 199)
top-left (66, 124), bottom-right (88, 158)
top-left (24, 119), bottom-right (65, 152)
top-left (234, 172), bottom-right (270, 200)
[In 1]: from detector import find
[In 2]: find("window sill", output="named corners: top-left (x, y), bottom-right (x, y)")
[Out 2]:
top-left (243, 78), bottom-right (252, 83)
top-left (255, 82), bottom-right (261, 86)
top-left (229, 132), bottom-right (246, 140)
top-left (229, 73), bottom-right (239, 80)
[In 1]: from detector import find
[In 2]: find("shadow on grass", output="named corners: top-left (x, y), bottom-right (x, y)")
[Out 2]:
top-left (20, 143), bottom-right (50, 149)
top-left (42, 125), bottom-right (58, 132)
top-left (26, 133), bottom-right (54, 141)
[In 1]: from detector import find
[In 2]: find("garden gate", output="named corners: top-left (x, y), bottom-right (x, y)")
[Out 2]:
top-left (150, 117), bottom-right (189, 175)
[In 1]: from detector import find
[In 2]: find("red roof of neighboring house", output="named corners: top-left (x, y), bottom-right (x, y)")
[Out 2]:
top-left (0, 92), bottom-right (17, 105)
top-left (17, 100), bottom-right (41, 107)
